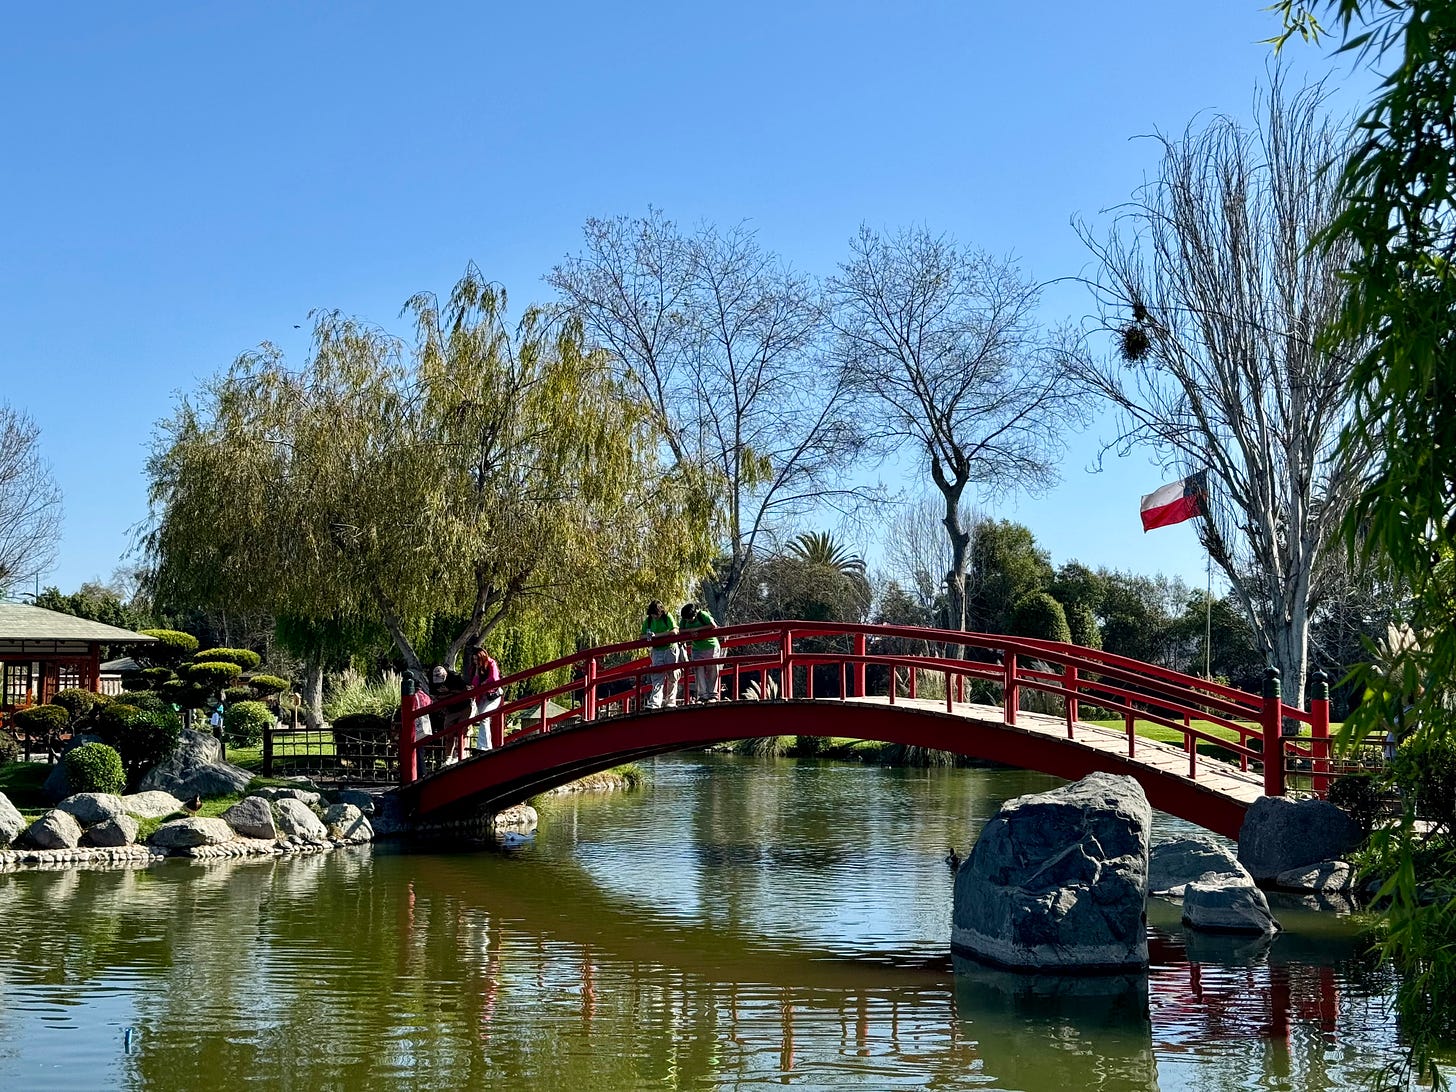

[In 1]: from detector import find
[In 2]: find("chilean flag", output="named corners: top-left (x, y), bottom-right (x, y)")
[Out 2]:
top-left (1140, 471), bottom-right (1207, 532)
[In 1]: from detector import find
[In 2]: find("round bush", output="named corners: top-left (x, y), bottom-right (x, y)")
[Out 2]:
top-left (223, 701), bottom-right (273, 747)
top-left (193, 648), bottom-right (262, 672)
top-left (185, 661), bottom-right (244, 688)
top-left (223, 686), bottom-right (253, 705)
top-left (96, 703), bottom-right (183, 786)
top-left (248, 674), bottom-right (289, 697)
top-left (52, 688), bottom-right (103, 725)
top-left (64, 742), bottom-right (126, 795)
top-left (1010, 592), bottom-right (1073, 644)
top-left (136, 629), bottom-right (200, 666)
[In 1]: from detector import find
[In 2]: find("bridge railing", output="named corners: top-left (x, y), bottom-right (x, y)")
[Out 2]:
top-left (398, 621), bottom-right (1334, 797)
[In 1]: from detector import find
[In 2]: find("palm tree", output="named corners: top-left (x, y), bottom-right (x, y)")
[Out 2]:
top-left (785, 531), bottom-right (866, 577)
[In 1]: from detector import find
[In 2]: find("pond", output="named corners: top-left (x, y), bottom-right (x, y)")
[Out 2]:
top-left (0, 753), bottom-right (1405, 1089)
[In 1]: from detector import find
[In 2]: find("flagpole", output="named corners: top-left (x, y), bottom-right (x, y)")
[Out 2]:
top-left (1205, 547), bottom-right (1212, 680)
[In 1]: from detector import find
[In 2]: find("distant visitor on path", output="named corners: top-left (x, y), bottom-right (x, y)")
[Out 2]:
top-left (679, 602), bottom-right (721, 702)
top-left (640, 599), bottom-right (680, 708)
top-left (466, 645), bottom-right (503, 752)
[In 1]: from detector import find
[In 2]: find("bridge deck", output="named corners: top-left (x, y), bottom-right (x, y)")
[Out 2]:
top-left (836, 695), bottom-right (1264, 807)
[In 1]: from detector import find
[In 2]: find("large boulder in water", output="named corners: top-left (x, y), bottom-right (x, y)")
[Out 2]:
top-left (1237, 797), bottom-right (1364, 884)
top-left (1182, 873), bottom-right (1280, 935)
top-left (138, 730), bottom-right (252, 799)
top-left (952, 772), bottom-right (1151, 972)
top-left (0, 792), bottom-right (25, 847)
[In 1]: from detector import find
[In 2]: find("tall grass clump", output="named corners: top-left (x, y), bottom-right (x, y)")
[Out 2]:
top-left (324, 669), bottom-right (404, 722)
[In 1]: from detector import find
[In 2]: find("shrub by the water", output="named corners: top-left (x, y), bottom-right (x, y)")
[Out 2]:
top-left (193, 648), bottom-right (262, 672)
top-left (1329, 771), bottom-right (1384, 837)
top-left (185, 661), bottom-right (244, 688)
top-left (224, 701), bottom-right (274, 747)
top-left (64, 742), bottom-right (126, 795)
top-left (97, 702), bottom-right (183, 786)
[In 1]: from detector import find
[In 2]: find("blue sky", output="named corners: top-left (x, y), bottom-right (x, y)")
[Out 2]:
top-left (1, 2), bottom-right (1365, 597)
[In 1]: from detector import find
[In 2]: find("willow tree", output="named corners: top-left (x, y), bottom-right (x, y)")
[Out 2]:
top-left (549, 211), bottom-right (869, 623)
top-left (830, 226), bottom-right (1081, 640)
top-left (147, 267), bottom-right (711, 719)
top-left (1069, 83), bottom-right (1365, 707)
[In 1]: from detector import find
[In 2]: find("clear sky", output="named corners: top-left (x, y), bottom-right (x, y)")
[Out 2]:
top-left (1, 1), bottom-right (1366, 597)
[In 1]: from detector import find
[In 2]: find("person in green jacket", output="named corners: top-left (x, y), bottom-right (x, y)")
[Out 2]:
top-left (640, 599), bottom-right (680, 708)
top-left (679, 602), bottom-right (721, 702)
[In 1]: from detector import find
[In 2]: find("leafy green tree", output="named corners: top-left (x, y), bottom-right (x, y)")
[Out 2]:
top-left (966, 519), bottom-right (1054, 635)
top-left (146, 267), bottom-right (713, 687)
top-left (1009, 592), bottom-right (1072, 644)
top-left (33, 579), bottom-right (147, 632)
top-left (1275, 1), bottom-right (1456, 1077)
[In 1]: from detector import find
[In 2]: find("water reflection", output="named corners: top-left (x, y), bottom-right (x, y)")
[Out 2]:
top-left (0, 754), bottom-right (1409, 1090)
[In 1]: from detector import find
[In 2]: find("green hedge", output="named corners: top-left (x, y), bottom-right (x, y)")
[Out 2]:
top-left (64, 742), bottom-right (126, 795)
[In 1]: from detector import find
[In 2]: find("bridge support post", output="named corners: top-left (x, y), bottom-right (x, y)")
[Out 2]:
top-left (399, 675), bottom-right (418, 787)
top-left (584, 657), bottom-right (598, 722)
top-left (1262, 668), bottom-right (1283, 797)
top-left (782, 629), bottom-right (794, 700)
top-left (1064, 665), bottom-right (1078, 737)
top-left (853, 633), bottom-right (866, 697)
top-left (1003, 651), bottom-right (1019, 727)
top-left (1309, 670), bottom-right (1330, 797)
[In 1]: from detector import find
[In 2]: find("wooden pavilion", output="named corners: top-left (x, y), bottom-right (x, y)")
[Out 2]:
top-left (0, 603), bottom-right (155, 718)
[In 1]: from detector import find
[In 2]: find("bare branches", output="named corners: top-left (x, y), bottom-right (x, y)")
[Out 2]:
top-left (829, 225), bottom-right (1084, 633)
top-left (1066, 80), bottom-right (1366, 703)
top-left (0, 405), bottom-right (62, 593)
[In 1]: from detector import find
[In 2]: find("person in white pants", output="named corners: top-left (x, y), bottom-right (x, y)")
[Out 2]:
top-left (467, 646), bottom-right (503, 752)
top-left (641, 600), bottom-right (680, 708)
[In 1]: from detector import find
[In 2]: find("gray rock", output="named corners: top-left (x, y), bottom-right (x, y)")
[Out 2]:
top-left (491, 804), bottom-right (538, 833)
top-left (275, 798), bottom-right (328, 840)
top-left (121, 790), bottom-right (185, 819)
top-left (322, 803), bottom-right (372, 841)
top-left (83, 815), bottom-right (139, 847)
top-left (221, 796), bottom-right (278, 841)
top-left (333, 789), bottom-right (377, 815)
top-left (952, 772), bottom-right (1151, 971)
top-left (57, 792), bottom-right (126, 826)
top-left (370, 793), bottom-right (411, 838)
top-left (1274, 859), bottom-right (1354, 893)
top-left (274, 788), bottom-right (322, 807)
top-left (1237, 796), bottom-right (1365, 883)
top-left (137, 729), bottom-right (252, 799)
top-left (1182, 873), bottom-right (1280, 935)
top-left (24, 810), bottom-right (83, 850)
top-left (148, 817), bottom-right (235, 849)
top-left (0, 792), bottom-right (25, 847)
top-left (1148, 836), bottom-right (1249, 895)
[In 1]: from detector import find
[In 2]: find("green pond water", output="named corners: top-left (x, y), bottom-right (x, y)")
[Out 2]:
top-left (0, 753), bottom-right (1406, 1090)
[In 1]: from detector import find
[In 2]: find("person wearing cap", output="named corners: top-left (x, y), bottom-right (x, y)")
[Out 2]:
top-left (679, 602), bottom-right (721, 702)
top-left (428, 664), bottom-right (469, 762)
top-left (640, 600), bottom-right (680, 708)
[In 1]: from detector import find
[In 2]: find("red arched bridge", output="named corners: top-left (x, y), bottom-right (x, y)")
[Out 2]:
top-left (395, 622), bottom-right (1338, 839)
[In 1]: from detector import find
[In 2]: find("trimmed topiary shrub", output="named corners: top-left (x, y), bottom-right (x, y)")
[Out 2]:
top-left (0, 731), bottom-right (19, 765)
top-left (140, 666), bottom-right (175, 688)
top-left (1009, 592), bottom-right (1073, 644)
top-left (193, 648), bottom-right (262, 672)
top-left (52, 689), bottom-right (104, 725)
top-left (136, 629), bottom-right (200, 666)
top-left (248, 674), bottom-right (289, 697)
top-left (223, 686), bottom-right (253, 705)
top-left (160, 678), bottom-right (212, 709)
top-left (13, 704), bottom-right (69, 744)
top-left (185, 661), bottom-right (244, 688)
top-left (96, 703), bottom-right (184, 787)
top-left (64, 742), bottom-right (126, 795)
top-left (223, 701), bottom-right (273, 747)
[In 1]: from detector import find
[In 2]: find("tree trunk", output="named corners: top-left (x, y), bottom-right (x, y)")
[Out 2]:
top-left (301, 662), bottom-right (325, 731)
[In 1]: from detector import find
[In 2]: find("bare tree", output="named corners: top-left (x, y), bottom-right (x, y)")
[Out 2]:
top-left (1068, 82), bottom-right (1365, 707)
top-left (549, 211), bottom-right (869, 622)
top-left (0, 405), bottom-right (62, 594)
top-left (830, 226), bottom-right (1082, 640)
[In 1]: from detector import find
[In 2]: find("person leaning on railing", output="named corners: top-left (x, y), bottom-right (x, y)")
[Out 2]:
top-left (641, 600), bottom-right (680, 708)
top-left (465, 645), bottom-right (502, 753)
top-left (679, 602), bottom-right (721, 702)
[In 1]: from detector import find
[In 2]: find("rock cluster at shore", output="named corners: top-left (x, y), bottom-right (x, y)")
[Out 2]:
top-left (0, 785), bottom-right (378, 869)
